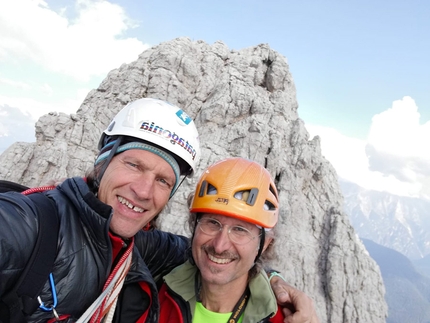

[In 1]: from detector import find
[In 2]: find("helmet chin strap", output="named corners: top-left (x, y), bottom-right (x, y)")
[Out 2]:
top-left (255, 229), bottom-right (265, 263)
top-left (168, 174), bottom-right (189, 200)
top-left (187, 214), bottom-right (202, 266)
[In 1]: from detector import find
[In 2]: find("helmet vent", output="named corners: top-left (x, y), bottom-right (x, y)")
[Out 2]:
top-left (207, 183), bottom-right (217, 195)
top-left (198, 180), bottom-right (207, 197)
top-left (234, 188), bottom-right (259, 206)
top-left (269, 184), bottom-right (278, 200)
top-left (199, 180), bottom-right (218, 197)
top-left (264, 200), bottom-right (276, 211)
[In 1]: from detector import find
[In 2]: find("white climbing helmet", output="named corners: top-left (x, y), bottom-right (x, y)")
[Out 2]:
top-left (98, 98), bottom-right (200, 176)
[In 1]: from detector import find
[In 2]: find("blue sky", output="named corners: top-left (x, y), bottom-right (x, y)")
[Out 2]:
top-left (0, 0), bottom-right (429, 199)
top-left (140, 0), bottom-right (430, 139)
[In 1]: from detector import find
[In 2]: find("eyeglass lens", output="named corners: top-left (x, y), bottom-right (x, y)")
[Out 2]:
top-left (198, 218), bottom-right (257, 245)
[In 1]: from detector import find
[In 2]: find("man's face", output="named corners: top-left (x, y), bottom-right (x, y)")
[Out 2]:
top-left (192, 213), bottom-right (262, 288)
top-left (98, 149), bottom-right (175, 238)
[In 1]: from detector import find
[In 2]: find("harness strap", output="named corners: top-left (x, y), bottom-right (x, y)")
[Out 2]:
top-left (75, 240), bottom-right (134, 323)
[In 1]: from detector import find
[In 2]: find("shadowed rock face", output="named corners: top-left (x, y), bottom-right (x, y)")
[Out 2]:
top-left (0, 37), bottom-right (387, 322)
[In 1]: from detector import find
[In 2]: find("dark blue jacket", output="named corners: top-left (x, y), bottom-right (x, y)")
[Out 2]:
top-left (0, 177), bottom-right (188, 322)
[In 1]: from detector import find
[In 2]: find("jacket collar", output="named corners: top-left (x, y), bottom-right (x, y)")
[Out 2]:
top-left (163, 261), bottom-right (278, 322)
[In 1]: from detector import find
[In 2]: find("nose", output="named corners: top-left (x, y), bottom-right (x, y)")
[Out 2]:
top-left (211, 226), bottom-right (233, 253)
top-left (130, 173), bottom-right (155, 200)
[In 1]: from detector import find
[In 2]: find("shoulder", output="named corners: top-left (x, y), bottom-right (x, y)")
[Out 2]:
top-left (53, 177), bottom-right (89, 197)
top-left (50, 177), bottom-right (109, 215)
top-left (0, 190), bottom-right (39, 220)
top-left (245, 271), bottom-right (280, 322)
top-left (0, 191), bottom-right (38, 272)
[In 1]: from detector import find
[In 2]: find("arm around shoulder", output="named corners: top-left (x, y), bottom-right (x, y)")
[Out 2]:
top-left (134, 229), bottom-right (190, 281)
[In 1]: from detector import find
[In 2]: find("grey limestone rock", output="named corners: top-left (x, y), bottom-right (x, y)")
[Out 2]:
top-left (0, 37), bottom-right (387, 322)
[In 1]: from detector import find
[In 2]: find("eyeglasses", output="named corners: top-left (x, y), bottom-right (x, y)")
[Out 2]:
top-left (197, 217), bottom-right (260, 245)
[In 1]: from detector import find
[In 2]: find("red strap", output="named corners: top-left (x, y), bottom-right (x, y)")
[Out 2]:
top-left (135, 282), bottom-right (153, 323)
top-left (22, 186), bottom-right (56, 195)
top-left (89, 239), bottom-right (134, 322)
top-left (109, 232), bottom-right (125, 262)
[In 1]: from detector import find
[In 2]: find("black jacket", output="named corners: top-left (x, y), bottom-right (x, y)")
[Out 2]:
top-left (0, 177), bottom-right (188, 322)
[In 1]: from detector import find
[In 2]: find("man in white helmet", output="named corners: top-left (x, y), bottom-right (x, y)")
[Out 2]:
top-left (0, 98), bottom-right (316, 322)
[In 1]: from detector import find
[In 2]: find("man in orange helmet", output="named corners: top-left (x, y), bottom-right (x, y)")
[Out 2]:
top-left (158, 158), bottom-right (320, 323)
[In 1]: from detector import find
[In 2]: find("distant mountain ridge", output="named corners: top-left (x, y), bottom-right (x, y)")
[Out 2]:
top-left (413, 254), bottom-right (430, 278)
top-left (340, 180), bottom-right (430, 259)
top-left (362, 238), bottom-right (430, 323)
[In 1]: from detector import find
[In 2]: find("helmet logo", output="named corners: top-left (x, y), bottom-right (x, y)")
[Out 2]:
top-left (215, 197), bottom-right (229, 205)
top-left (176, 109), bottom-right (192, 125)
top-left (140, 121), bottom-right (197, 160)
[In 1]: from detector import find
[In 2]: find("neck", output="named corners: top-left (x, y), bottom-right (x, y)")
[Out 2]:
top-left (199, 276), bottom-right (248, 313)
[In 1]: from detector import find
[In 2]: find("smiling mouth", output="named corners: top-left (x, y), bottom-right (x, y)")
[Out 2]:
top-left (117, 196), bottom-right (145, 213)
top-left (207, 253), bottom-right (234, 264)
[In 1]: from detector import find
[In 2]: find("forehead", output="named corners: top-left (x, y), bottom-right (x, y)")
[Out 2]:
top-left (201, 213), bottom-right (257, 229)
top-left (116, 149), bottom-right (175, 175)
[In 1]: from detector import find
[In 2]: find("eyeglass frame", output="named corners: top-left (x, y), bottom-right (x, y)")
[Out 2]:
top-left (196, 216), bottom-right (261, 245)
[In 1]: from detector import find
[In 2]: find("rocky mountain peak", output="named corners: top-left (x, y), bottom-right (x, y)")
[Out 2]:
top-left (0, 37), bottom-right (387, 322)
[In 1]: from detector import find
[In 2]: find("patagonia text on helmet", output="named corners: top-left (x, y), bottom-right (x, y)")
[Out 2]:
top-left (140, 121), bottom-right (197, 160)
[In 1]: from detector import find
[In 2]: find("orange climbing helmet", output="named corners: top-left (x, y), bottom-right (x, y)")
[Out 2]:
top-left (190, 157), bottom-right (279, 228)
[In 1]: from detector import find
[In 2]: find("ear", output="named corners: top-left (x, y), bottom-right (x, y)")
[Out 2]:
top-left (262, 236), bottom-right (273, 253)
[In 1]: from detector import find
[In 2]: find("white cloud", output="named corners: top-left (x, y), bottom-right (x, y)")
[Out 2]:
top-left (0, 0), bottom-right (151, 122)
top-left (366, 96), bottom-right (430, 198)
top-left (306, 125), bottom-right (368, 181)
top-left (0, 77), bottom-right (32, 90)
top-left (367, 96), bottom-right (430, 159)
top-left (40, 83), bottom-right (54, 97)
top-left (0, 105), bottom-right (36, 154)
top-left (0, 0), bottom-right (149, 81)
top-left (0, 94), bottom-right (80, 120)
top-left (306, 96), bottom-right (430, 199)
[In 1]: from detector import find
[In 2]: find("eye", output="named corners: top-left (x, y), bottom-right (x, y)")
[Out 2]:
top-left (126, 161), bottom-right (138, 168)
top-left (232, 226), bottom-right (249, 235)
top-left (207, 218), bottom-right (221, 228)
top-left (157, 177), bottom-right (173, 188)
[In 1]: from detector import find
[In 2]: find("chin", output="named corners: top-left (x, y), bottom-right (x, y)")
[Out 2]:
top-left (110, 224), bottom-right (136, 239)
